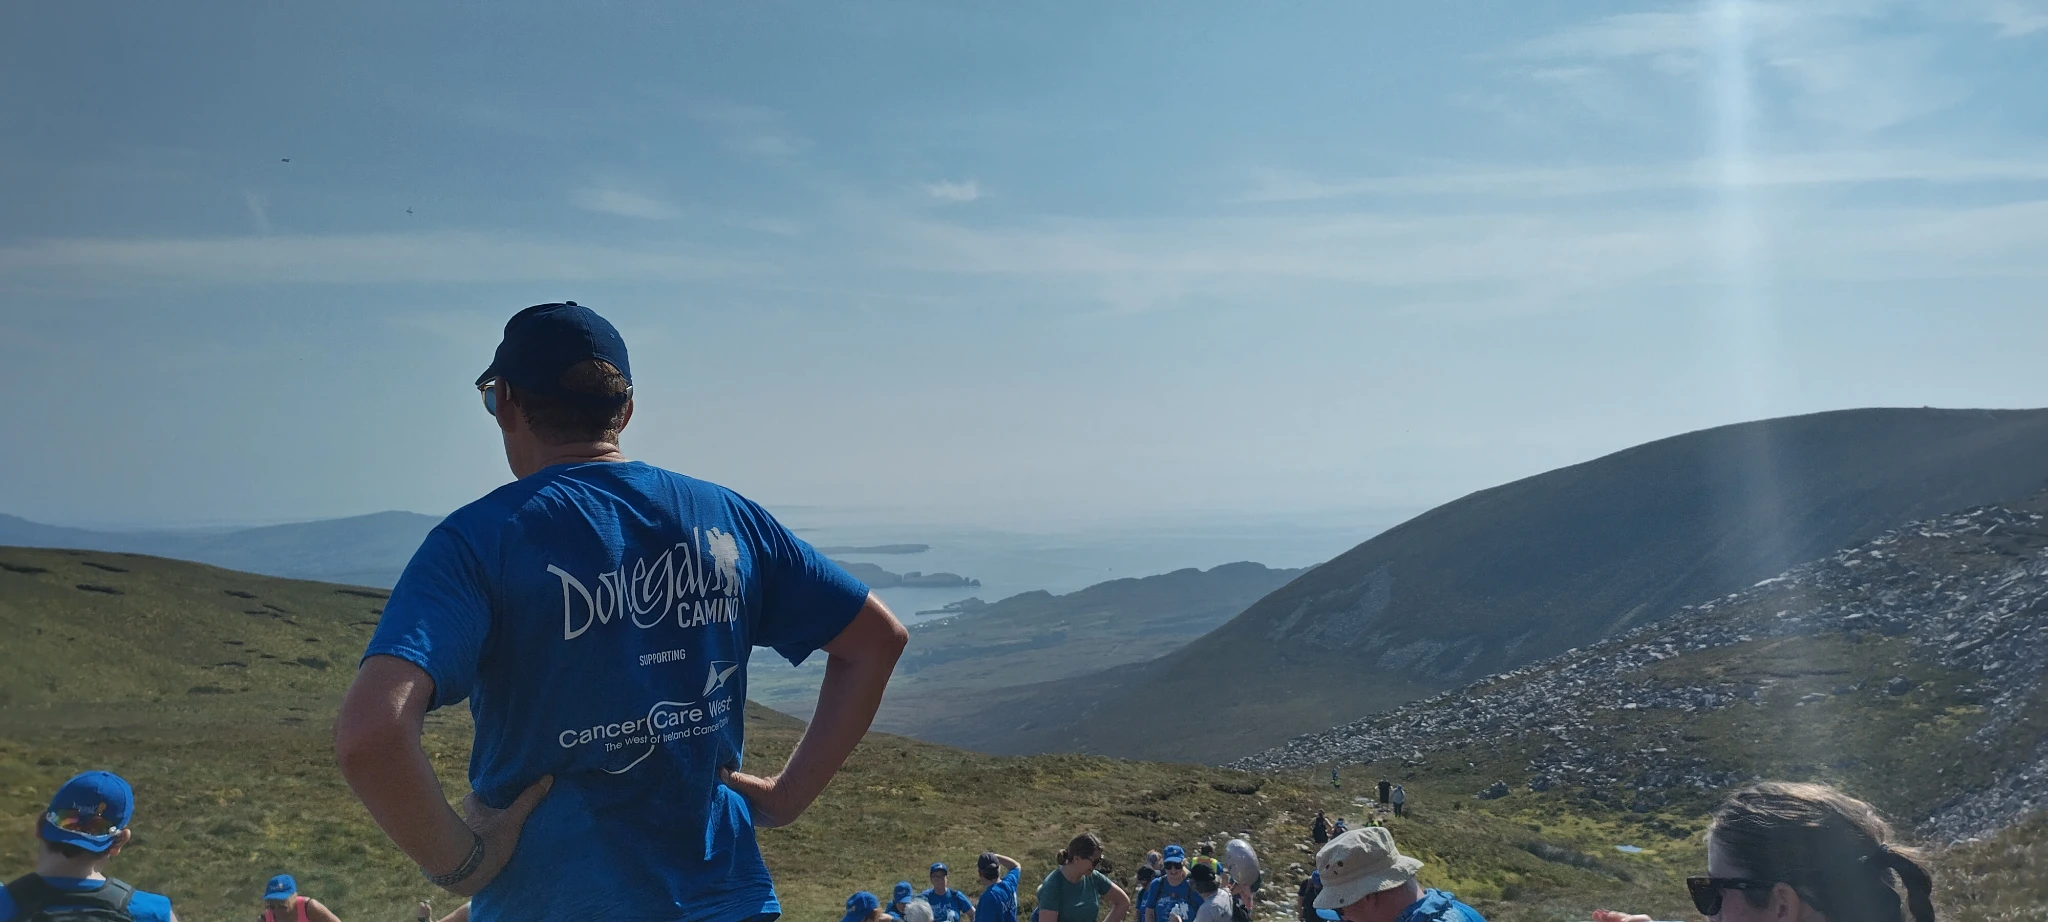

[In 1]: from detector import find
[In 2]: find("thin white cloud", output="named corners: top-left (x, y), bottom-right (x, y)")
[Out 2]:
top-left (686, 101), bottom-right (809, 161)
top-left (1240, 150), bottom-right (2048, 202)
top-left (241, 189), bottom-right (272, 234)
top-left (1983, 0), bottom-right (2048, 36)
top-left (0, 232), bottom-right (760, 286)
top-left (570, 185), bottom-right (679, 220)
top-left (922, 179), bottom-right (983, 203)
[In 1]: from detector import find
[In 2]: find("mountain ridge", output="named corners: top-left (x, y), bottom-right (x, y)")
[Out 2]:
top-left (918, 407), bottom-right (2048, 763)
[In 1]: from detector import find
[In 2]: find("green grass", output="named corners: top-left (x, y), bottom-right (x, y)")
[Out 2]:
top-left (1, 546), bottom-right (2040, 922)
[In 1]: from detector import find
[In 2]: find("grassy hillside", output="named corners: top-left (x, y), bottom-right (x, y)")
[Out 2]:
top-left (748, 562), bottom-right (1304, 729)
top-left (935, 407), bottom-right (2048, 763)
top-left (2, 546), bottom-right (2037, 922)
top-left (0, 510), bottom-right (438, 589)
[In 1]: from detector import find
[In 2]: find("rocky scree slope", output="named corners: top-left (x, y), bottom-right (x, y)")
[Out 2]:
top-left (933, 407), bottom-right (2048, 763)
top-left (1232, 498), bottom-right (2048, 844)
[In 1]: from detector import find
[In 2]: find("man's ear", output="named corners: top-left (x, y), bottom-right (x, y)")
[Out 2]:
top-left (495, 383), bottom-right (521, 435)
top-left (617, 398), bottom-right (634, 435)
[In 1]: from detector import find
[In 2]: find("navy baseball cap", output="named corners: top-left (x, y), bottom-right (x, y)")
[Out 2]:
top-left (476, 302), bottom-right (633, 403)
top-left (978, 852), bottom-right (1000, 878)
top-left (264, 874), bottom-right (297, 900)
top-left (930, 862), bottom-right (948, 875)
top-left (39, 771), bottom-right (134, 853)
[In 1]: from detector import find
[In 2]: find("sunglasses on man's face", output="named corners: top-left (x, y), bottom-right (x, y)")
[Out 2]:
top-left (45, 808), bottom-right (122, 839)
top-left (479, 380), bottom-right (500, 417)
top-left (1686, 877), bottom-right (1777, 916)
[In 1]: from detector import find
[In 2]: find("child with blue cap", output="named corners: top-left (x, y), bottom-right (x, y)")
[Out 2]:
top-left (259, 873), bottom-right (342, 922)
top-left (845, 892), bottom-right (889, 922)
top-left (1, 771), bottom-right (176, 922)
top-left (889, 881), bottom-right (917, 920)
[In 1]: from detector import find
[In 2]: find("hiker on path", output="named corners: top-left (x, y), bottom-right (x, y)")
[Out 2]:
top-left (1035, 834), bottom-right (1130, 922)
top-left (1330, 819), bottom-right (1347, 837)
top-left (1134, 851), bottom-right (1162, 899)
top-left (1190, 845), bottom-right (1222, 882)
top-left (845, 892), bottom-right (892, 922)
top-left (889, 882), bottom-right (916, 921)
top-left (1329, 769), bottom-right (1339, 791)
top-left (1310, 827), bottom-right (1485, 922)
top-left (1186, 866), bottom-right (1233, 922)
top-left (1592, 781), bottom-right (1936, 922)
top-left (922, 863), bottom-right (975, 922)
top-left (1294, 873), bottom-right (1321, 922)
top-left (259, 875), bottom-right (342, 922)
top-left (1, 771), bottom-right (178, 922)
top-left (1375, 779), bottom-right (1390, 806)
top-left (1309, 812), bottom-right (1328, 846)
top-left (1389, 786), bottom-right (1405, 818)
top-left (975, 853), bottom-right (1022, 922)
top-left (1223, 837), bottom-right (1261, 922)
top-left (335, 302), bottom-right (908, 921)
top-left (1139, 846), bottom-right (1195, 922)
top-left (415, 901), bottom-right (468, 922)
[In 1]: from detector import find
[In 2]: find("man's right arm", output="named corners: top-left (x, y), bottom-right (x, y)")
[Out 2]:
top-left (333, 655), bottom-right (549, 896)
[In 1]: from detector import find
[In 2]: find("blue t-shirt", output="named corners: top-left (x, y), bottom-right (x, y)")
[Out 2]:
top-left (1394, 890), bottom-right (1487, 922)
top-left (363, 461), bottom-right (870, 922)
top-left (0, 876), bottom-right (173, 922)
top-left (921, 887), bottom-right (975, 922)
top-left (1142, 877), bottom-right (1197, 922)
top-left (975, 869), bottom-right (1019, 922)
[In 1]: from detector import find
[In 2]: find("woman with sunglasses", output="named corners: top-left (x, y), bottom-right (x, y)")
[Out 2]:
top-left (1035, 834), bottom-right (1133, 922)
top-left (1595, 782), bottom-right (1936, 922)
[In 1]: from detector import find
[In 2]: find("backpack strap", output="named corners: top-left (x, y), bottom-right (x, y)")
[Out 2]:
top-left (4, 874), bottom-right (135, 916)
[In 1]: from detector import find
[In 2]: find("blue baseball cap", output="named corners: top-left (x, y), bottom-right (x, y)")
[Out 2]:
top-left (930, 862), bottom-right (949, 875)
top-left (1161, 844), bottom-right (1186, 865)
top-left (893, 881), bottom-right (914, 902)
top-left (39, 771), bottom-right (134, 854)
top-left (842, 891), bottom-right (881, 922)
top-left (476, 302), bottom-right (633, 403)
top-left (264, 874), bottom-right (297, 900)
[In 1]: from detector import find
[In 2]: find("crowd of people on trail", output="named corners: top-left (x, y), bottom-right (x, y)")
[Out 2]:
top-left (0, 304), bottom-right (1949, 922)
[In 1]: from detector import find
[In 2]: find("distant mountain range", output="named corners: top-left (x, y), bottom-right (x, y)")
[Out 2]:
top-left (0, 510), bottom-right (440, 588)
top-left (919, 407), bottom-right (2048, 763)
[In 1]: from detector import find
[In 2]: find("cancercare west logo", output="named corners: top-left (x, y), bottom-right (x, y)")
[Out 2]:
top-left (550, 526), bottom-right (744, 640)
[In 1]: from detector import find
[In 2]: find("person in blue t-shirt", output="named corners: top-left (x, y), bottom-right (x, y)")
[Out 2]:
top-left (1140, 845), bottom-right (1196, 922)
top-left (888, 882), bottom-right (916, 921)
top-left (920, 863), bottom-right (975, 922)
top-left (974, 852), bottom-right (1021, 922)
top-left (2, 771), bottom-right (177, 922)
top-left (334, 302), bottom-right (909, 922)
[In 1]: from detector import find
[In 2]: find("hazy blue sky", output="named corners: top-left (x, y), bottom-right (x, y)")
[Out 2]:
top-left (3, 1), bottom-right (2046, 528)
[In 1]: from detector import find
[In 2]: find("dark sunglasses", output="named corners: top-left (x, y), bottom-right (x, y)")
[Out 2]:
top-left (45, 808), bottom-right (122, 839)
top-left (479, 379), bottom-right (500, 417)
top-left (1687, 877), bottom-right (1777, 916)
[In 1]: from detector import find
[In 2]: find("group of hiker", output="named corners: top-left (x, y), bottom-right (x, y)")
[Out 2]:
top-left (0, 304), bottom-right (1947, 922)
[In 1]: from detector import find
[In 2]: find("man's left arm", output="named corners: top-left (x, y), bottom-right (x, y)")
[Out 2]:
top-left (724, 592), bottom-right (906, 826)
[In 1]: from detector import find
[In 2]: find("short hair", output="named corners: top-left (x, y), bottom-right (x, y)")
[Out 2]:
top-left (513, 360), bottom-right (631, 445)
top-left (46, 840), bottom-right (89, 859)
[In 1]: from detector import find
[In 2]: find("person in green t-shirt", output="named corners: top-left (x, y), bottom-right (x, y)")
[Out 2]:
top-left (1034, 833), bottom-right (1132, 922)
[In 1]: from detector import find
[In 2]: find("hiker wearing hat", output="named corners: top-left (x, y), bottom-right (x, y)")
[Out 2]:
top-left (259, 875), bottom-right (341, 922)
top-left (921, 863), bottom-right (975, 922)
top-left (1186, 865), bottom-right (1233, 922)
top-left (335, 302), bottom-right (908, 921)
top-left (1138, 845), bottom-right (1194, 922)
top-left (1, 771), bottom-right (177, 922)
top-left (1310, 829), bottom-right (1484, 922)
top-left (888, 882), bottom-right (916, 921)
top-left (844, 892), bottom-right (891, 922)
top-left (975, 853), bottom-right (1021, 922)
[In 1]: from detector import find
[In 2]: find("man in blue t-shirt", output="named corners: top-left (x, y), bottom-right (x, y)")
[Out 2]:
top-left (335, 302), bottom-right (909, 922)
top-left (920, 863), bottom-right (975, 922)
top-left (1140, 845), bottom-right (1196, 922)
top-left (2, 771), bottom-right (178, 922)
top-left (973, 852), bottom-right (1020, 922)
